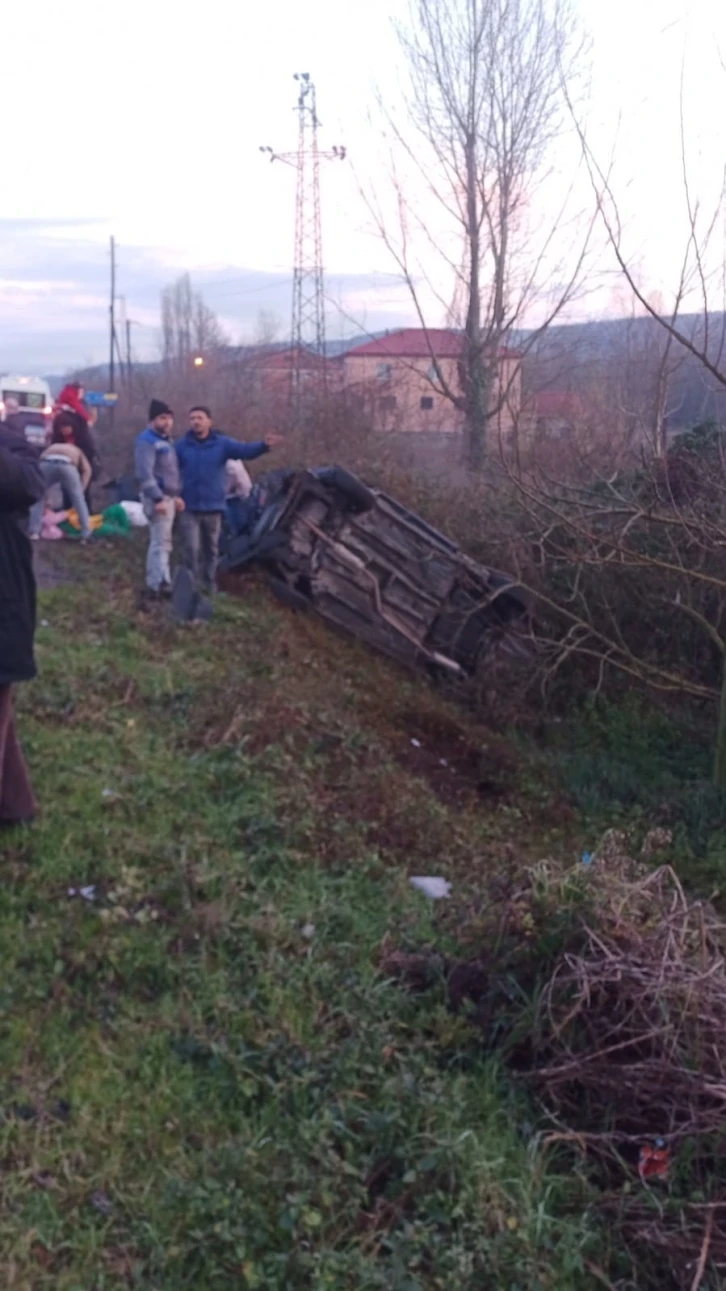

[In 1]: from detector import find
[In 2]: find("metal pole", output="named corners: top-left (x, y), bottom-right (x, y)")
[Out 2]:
top-left (125, 320), bottom-right (132, 389)
top-left (109, 236), bottom-right (116, 430)
top-left (263, 79), bottom-right (346, 425)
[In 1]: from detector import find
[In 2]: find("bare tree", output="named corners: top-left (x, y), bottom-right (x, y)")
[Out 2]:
top-left (501, 60), bottom-right (726, 785)
top-left (373, 0), bottom-right (591, 468)
top-left (509, 429), bottom-right (726, 786)
top-left (161, 273), bottom-right (227, 377)
top-left (592, 302), bottom-right (690, 459)
top-left (566, 66), bottom-right (726, 430)
top-left (252, 309), bottom-right (282, 348)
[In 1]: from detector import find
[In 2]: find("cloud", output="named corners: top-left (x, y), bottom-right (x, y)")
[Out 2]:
top-left (0, 217), bottom-right (108, 233)
top-left (0, 221), bottom-right (417, 373)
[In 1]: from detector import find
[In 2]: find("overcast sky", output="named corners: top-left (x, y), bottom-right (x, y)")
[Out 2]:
top-left (1, 0), bottom-right (724, 374)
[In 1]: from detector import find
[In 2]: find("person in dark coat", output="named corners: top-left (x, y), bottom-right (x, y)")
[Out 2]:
top-left (0, 422), bottom-right (44, 825)
top-left (54, 382), bottom-right (91, 426)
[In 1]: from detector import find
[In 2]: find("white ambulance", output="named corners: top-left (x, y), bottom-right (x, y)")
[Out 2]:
top-left (0, 375), bottom-right (54, 447)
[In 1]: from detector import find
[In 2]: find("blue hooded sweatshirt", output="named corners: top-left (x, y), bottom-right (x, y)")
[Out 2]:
top-left (134, 426), bottom-right (180, 503)
top-left (176, 430), bottom-right (269, 513)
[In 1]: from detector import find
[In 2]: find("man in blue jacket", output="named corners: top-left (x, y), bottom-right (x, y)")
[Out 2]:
top-left (176, 406), bottom-right (283, 593)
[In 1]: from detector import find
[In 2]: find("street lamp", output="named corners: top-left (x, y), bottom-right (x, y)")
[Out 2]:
top-left (193, 355), bottom-right (205, 368)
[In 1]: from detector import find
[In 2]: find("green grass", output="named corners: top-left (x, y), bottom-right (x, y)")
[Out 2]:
top-left (543, 694), bottom-right (726, 894)
top-left (1, 540), bottom-right (603, 1289)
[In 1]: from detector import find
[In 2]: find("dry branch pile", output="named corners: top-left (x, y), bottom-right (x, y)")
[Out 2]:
top-left (531, 856), bottom-right (726, 1145)
top-left (524, 847), bottom-right (726, 1287)
top-left (605, 1195), bottom-right (726, 1288)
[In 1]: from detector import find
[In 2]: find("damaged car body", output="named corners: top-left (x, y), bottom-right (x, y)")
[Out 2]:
top-left (219, 466), bottom-right (531, 677)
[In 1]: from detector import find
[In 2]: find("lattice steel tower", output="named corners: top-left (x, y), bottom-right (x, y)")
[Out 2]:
top-left (262, 74), bottom-right (345, 417)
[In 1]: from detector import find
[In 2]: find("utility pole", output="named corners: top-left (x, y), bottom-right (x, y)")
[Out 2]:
top-left (125, 319), bottom-right (133, 390)
top-left (109, 236), bottom-right (117, 430)
top-left (261, 75), bottom-right (346, 422)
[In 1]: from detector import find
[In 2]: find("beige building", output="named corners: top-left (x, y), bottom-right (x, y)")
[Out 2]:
top-left (342, 328), bottom-right (521, 436)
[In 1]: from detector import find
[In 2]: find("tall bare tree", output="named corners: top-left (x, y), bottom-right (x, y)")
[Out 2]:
top-left (252, 310), bottom-right (282, 348)
top-left (375, 0), bottom-right (589, 467)
top-left (567, 69), bottom-right (726, 437)
top-left (161, 273), bottom-right (227, 376)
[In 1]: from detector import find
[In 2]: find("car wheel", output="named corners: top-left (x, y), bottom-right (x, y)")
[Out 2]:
top-left (265, 576), bottom-right (311, 613)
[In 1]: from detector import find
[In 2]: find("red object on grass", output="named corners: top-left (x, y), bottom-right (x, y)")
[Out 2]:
top-left (638, 1141), bottom-right (671, 1181)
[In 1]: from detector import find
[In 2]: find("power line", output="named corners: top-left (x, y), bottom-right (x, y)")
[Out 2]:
top-left (201, 277), bottom-right (295, 301)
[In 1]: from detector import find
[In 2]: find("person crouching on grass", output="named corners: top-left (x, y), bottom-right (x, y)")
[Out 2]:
top-left (0, 417), bottom-right (44, 827)
top-left (176, 405), bottom-right (283, 595)
top-left (134, 400), bottom-right (184, 601)
top-left (29, 415), bottom-right (93, 542)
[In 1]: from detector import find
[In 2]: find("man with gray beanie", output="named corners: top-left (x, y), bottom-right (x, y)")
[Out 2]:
top-left (134, 400), bottom-right (184, 599)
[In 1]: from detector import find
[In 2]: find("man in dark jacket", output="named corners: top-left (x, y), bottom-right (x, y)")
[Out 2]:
top-left (0, 422), bottom-right (44, 825)
top-left (176, 406), bottom-right (283, 592)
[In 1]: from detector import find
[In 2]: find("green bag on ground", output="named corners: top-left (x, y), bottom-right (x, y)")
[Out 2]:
top-left (60, 504), bottom-right (133, 540)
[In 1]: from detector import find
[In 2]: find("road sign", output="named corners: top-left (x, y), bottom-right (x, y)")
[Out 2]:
top-left (85, 391), bottom-right (118, 407)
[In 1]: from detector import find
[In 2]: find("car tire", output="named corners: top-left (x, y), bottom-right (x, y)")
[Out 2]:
top-left (323, 467), bottom-right (376, 513)
top-left (265, 575), bottom-right (311, 613)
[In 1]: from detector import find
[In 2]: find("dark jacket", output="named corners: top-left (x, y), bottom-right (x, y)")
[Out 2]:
top-left (176, 430), bottom-right (269, 513)
top-left (0, 425), bottom-right (45, 685)
top-left (134, 427), bottom-right (181, 503)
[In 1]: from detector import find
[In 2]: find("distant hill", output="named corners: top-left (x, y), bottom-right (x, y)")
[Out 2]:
top-left (520, 312), bottom-right (726, 430)
top-left (49, 333), bottom-right (381, 392)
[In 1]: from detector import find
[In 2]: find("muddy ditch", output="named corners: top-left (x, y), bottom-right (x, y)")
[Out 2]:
top-left (390, 706), bottom-right (520, 806)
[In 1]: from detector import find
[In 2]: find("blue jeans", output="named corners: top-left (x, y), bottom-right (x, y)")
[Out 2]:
top-left (182, 511), bottom-right (223, 591)
top-left (29, 458), bottom-right (92, 539)
top-left (142, 497), bottom-right (176, 591)
top-left (225, 496), bottom-right (255, 537)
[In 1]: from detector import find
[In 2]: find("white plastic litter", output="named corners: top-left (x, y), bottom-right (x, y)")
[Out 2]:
top-left (80, 886), bottom-right (96, 901)
top-left (101, 788), bottom-right (121, 801)
top-left (411, 738), bottom-right (422, 749)
top-left (301, 923), bottom-right (316, 939)
top-left (409, 876), bottom-right (452, 900)
top-left (119, 501), bottom-right (148, 527)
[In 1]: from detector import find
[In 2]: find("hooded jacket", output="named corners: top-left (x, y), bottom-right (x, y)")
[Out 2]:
top-left (134, 427), bottom-right (180, 503)
top-left (0, 425), bottom-right (45, 684)
top-left (176, 430), bottom-right (268, 512)
top-left (55, 384), bottom-right (90, 424)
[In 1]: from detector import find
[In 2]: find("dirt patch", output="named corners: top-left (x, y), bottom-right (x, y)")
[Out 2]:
top-left (391, 706), bottom-right (518, 806)
top-left (217, 568), bottom-right (256, 597)
top-left (34, 544), bottom-right (77, 590)
top-left (183, 683), bottom-right (316, 757)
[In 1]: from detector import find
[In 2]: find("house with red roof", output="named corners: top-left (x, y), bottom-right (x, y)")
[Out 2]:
top-left (342, 328), bottom-right (521, 436)
top-left (526, 390), bottom-right (585, 436)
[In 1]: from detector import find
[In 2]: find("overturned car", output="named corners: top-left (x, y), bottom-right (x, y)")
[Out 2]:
top-left (219, 467), bottom-right (531, 678)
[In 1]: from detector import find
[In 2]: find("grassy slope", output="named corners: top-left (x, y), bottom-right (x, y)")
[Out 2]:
top-left (0, 539), bottom-right (598, 1290)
